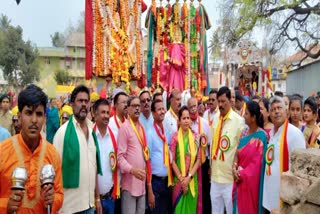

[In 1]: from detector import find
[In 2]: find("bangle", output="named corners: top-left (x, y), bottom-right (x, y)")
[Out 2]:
top-left (233, 162), bottom-right (238, 166)
top-left (96, 198), bottom-right (100, 202)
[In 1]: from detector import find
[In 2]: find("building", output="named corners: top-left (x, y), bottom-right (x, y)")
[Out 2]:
top-left (286, 60), bottom-right (320, 98)
top-left (36, 33), bottom-right (86, 97)
top-left (270, 68), bottom-right (286, 94)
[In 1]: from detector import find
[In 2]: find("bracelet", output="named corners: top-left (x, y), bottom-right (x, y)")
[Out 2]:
top-left (233, 162), bottom-right (238, 166)
top-left (96, 198), bottom-right (101, 202)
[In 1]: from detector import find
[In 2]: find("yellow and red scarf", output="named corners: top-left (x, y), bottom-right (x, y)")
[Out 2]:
top-left (93, 124), bottom-right (120, 199)
top-left (197, 117), bottom-right (207, 163)
top-left (178, 128), bottom-right (197, 197)
top-left (129, 117), bottom-right (152, 184)
top-left (114, 114), bottom-right (125, 129)
top-left (154, 122), bottom-right (174, 186)
top-left (211, 109), bottom-right (232, 161)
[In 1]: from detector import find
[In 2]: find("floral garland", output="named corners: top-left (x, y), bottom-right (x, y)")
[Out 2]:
top-left (92, 0), bottom-right (142, 91)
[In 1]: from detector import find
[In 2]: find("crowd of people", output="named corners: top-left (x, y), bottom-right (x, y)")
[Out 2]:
top-left (0, 84), bottom-right (319, 214)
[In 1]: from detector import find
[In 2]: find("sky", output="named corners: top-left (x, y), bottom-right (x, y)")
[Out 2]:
top-left (0, 0), bottom-right (221, 47)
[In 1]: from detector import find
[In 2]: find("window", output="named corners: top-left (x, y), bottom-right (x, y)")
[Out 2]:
top-left (45, 57), bottom-right (50, 65)
top-left (278, 83), bottom-right (281, 88)
top-left (73, 47), bottom-right (76, 53)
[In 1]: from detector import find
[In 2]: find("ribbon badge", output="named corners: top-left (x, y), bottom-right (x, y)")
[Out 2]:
top-left (109, 152), bottom-right (117, 172)
top-left (265, 144), bottom-right (274, 176)
top-left (219, 135), bottom-right (230, 161)
top-left (143, 147), bottom-right (150, 161)
top-left (199, 134), bottom-right (208, 148)
top-left (199, 134), bottom-right (208, 163)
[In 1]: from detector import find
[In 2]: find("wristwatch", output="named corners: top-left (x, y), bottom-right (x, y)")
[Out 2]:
top-left (188, 173), bottom-right (193, 179)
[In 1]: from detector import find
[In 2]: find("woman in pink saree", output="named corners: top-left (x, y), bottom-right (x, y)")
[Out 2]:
top-left (232, 101), bottom-right (268, 214)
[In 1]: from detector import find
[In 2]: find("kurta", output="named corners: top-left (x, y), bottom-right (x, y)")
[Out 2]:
top-left (0, 134), bottom-right (63, 213)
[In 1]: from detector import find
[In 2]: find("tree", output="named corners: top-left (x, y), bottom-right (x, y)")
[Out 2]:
top-left (215, 0), bottom-right (320, 66)
top-left (0, 14), bottom-right (40, 88)
top-left (50, 11), bottom-right (84, 47)
top-left (50, 32), bottom-right (65, 47)
top-left (54, 69), bottom-right (70, 85)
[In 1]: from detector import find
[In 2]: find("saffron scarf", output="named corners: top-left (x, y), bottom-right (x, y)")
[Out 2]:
top-left (129, 117), bottom-right (152, 184)
top-left (178, 128), bottom-right (197, 197)
top-left (211, 109), bottom-right (232, 160)
top-left (153, 121), bottom-right (174, 186)
top-left (62, 115), bottom-right (102, 188)
top-left (93, 124), bottom-right (120, 199)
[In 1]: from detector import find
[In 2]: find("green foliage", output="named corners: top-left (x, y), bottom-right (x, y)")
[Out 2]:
top-left (50, 32), bottom-right (65, 47)
top-left (54, 69), bottom-right (70, 85)
top-left (0, 14), bottom-right (39, 87)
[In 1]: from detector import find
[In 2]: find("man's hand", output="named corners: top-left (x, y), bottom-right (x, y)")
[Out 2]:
top-left (41, 184), bottom-right (54, 208)
top-left (130, 168), bottom-right (146, 181)
top-left (147, 186), bottom-right (155, 209)
top-left (7, 190), bottom-right (25, 214)
top-left (95, 199), bottom-right (102, 214)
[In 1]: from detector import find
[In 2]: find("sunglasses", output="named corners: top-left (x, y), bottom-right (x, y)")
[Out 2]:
top-left (141, 98), bottom-right (151, 103)
top-left (62, 117), bottom-right (69, 120)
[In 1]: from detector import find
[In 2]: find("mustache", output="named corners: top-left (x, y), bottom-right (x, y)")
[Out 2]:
top-left (219, 107), bottom-right (224, 111)
top-left (29, 125), bottom-right (38, 130)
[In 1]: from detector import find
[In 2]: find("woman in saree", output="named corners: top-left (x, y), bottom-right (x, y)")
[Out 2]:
top-left (232, 101), bottom-right (268, 214)
top-left (170, 106), bottom-right (201, 214)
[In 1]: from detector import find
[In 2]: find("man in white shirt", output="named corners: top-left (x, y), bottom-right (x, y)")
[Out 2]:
top-left (53, 85), bottom-right (102, 214)
top-left (187, 97), bottom-right (212, 214)
top-left (139, 89), bottom-right (153, 133)
top-left (263, 96), bottom-right (305, 213)
top-left (163, 89), bottom-right (181, 141)
top-left (109, 91), bottom-right (128, 138)
top-left (93, 99), bottom-right (119, 214)
top-left (203, 89), bottom-right (219, 127)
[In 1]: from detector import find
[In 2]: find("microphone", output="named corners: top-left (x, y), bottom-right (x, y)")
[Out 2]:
top-left (11, 167), bottom-right (28, 214)
top-left (40, 164), bottom-right (55, 214)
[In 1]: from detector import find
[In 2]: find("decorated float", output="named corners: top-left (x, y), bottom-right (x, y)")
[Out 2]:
top-left (85, 0), bottom-right (211, 97)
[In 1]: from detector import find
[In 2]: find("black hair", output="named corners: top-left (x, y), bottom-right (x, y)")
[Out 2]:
top-left (304, 96), bottom-right (318, 114)
top-left (70, 85), bottom-right (90, 103)
top-left (114, 91), bottom-right (128, 106)
top-left (246, 101), bottom-right (264, 128)
top-left (217, 86), bottom-right (231, 100)
top-left (260, 97), bottom-right (269, 112)
top-left (93, 98), bottom-right (109, 113)
top-left (209, 89), bottom-right (218, 95)
top-left (251, 95), bottom-right (261, 101)
top-left (259, 97), bottom-right (272, 123)
top-left (139, 90), bottom-right (151, 98)
top-left (291, 93), bottom-right (303, 100)
top-left (274, 91), bottom-right (284, 97)
top-left (235, 90), bottom-right (244, 102)
top-left (18, 84), bottom-right (48, 113)
top-left (178, 105), bottom-right (189, 120)
top-left (153, 92), bottom-right (162, 101)
top-left (127, 95), bottom-right (139, 106)
top-left (289, 95), bottom-right (303, 110)
top-left (151, 99), bottom-right (163, 112)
